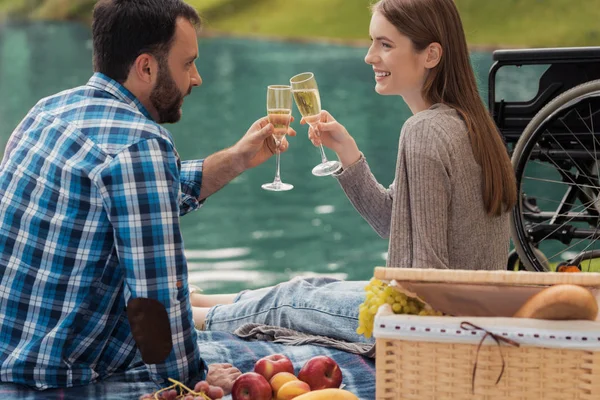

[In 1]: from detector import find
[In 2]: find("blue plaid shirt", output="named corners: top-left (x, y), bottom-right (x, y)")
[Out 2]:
top-left (0, 73), bottom-right (205, 389)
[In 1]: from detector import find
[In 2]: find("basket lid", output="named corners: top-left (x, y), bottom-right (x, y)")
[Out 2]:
top-left (373, 267), bottom-right (600, 317)
top-left (374, 267), bottom-right (600, 287)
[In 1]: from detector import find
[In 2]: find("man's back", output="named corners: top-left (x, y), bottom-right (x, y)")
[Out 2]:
top-left (0, 73), bottom-right (199, 389)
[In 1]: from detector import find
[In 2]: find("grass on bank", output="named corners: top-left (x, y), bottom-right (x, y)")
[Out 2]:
top-left (191, 0), bottom-right (600, 48)
top-left (1, 0), bottom-right (599, 48)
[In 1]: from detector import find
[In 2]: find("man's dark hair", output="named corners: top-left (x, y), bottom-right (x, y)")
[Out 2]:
top-left (92, 0), bottom-right (201, 83)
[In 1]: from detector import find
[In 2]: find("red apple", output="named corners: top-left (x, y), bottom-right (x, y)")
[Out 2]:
top-left (254, 354), bottom-right (294, 382)
top-left (231, 372), bottom-right (272, 400)
top-left (298, 355), bottom-right (343, 390)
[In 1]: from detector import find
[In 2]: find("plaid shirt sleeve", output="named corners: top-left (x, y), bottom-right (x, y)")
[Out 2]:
top-left (95, 137), bottom-right (201, 385)
top-left (179, 159), bottom-right (205, 216)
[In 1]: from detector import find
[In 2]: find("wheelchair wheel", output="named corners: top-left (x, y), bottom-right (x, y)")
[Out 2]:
top-left (507, 248), bottom-right (549, 271)
top-left (510, 79), bottom-right (600, 272)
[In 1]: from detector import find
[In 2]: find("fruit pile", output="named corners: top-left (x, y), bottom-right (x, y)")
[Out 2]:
top-left (232, 354), bottom-right (358, 400)
top-left (357, 278), bottom-right (442, 338)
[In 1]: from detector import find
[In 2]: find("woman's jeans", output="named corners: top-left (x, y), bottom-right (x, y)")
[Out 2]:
top-left (205, 277), bottom-right (373, 344)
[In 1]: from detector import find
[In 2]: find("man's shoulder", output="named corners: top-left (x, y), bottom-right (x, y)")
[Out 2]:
top-left (33, 84), bottom-right (173, 153)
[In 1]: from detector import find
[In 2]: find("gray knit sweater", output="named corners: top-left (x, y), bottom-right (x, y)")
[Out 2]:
top-left (335, 103), bottom-right (509, 270)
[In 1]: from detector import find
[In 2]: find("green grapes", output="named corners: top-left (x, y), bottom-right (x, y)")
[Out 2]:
top-left (356, 278), bottom-right (442, 338)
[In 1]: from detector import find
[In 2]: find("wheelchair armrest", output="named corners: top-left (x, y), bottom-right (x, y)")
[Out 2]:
top-left (493, 47), bottom-right (600, 65)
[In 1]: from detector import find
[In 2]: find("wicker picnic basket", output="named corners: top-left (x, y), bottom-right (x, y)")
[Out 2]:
top-left (372, 267), bottom-right (600, 400)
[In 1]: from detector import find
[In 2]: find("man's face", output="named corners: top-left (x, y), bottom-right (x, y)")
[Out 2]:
top-left (150, 17), bottom-right (202, 124)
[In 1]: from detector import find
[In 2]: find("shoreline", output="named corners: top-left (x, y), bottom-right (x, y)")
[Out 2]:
top-left (198, 29), bottom-right (525, 52)
top-left (0, 18), bottom-right (534, 52)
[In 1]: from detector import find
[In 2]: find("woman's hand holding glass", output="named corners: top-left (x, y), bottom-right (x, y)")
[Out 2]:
top-left (304, 110), bottom-right (361, 169)
top-left (290, 72), bottom-right (342, 176)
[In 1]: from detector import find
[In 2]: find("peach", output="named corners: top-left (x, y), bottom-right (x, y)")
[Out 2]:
top-left (270, 372), bottom-right (299, 394)
top-left (277, 380), bottom-right (311, 400)
top-left (254, 354), bottom-right (295, 382)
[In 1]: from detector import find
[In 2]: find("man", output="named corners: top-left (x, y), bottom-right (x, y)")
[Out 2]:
top-left (0, 0), bottom-right (294, 392)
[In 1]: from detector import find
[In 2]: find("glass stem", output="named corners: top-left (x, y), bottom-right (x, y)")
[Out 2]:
top-left (274, 141), bottom-right (282, 183)
top-left (312, 123), bottom-right (328, 164)
top-left (318, 144), bottom-right (328, 164)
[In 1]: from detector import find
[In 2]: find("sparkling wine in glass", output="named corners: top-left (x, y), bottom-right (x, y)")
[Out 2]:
top-left (262, 85), bottom-right (293, 191)
top-left (290, 72), bottom-right (341, 176)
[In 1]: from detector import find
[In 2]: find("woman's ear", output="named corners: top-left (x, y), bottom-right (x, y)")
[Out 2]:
top-left (424, 42), bottom-right (442, 69)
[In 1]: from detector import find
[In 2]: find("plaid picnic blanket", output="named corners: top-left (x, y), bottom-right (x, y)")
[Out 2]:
top-left (0, 331), bottom-right (376, 399)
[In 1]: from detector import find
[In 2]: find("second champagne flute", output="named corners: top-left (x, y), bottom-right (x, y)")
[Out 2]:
top-left (290, 72), bottom-right (341, 176)
top-left (261, 85), bottom-right (293, 191)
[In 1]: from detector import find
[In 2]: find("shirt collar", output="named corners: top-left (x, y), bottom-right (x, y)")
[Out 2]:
top-left (86, 73), bottom-right (155, 122)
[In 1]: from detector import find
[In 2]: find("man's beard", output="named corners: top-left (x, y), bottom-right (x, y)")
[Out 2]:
top-left (149, 59), bottom-right (188, 124)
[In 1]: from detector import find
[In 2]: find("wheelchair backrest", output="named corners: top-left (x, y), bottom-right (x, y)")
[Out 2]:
top-left (488, 47), bottom-right (600, 145)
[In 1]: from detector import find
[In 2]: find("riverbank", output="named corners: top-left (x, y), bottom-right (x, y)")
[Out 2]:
top-left (1, 0), bottom-right (599, 48)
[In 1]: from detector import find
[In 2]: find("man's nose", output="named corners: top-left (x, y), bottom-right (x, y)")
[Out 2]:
top-left (191, 64), bottom-right (202, 87)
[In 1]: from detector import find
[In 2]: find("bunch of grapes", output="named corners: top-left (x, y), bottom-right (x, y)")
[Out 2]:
top-left (139, 379), bottom-right (224, 400)
top-left (356, 278), bottom-right (442, 338)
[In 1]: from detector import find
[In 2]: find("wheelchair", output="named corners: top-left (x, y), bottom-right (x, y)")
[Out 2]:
top-left (488, 47), bottom-right (600, 272)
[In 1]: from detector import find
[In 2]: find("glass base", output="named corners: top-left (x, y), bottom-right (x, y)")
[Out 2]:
top-left (261, 181), bottom-right (294, 191)
top-left (312, 160), bottom-right (342, 177)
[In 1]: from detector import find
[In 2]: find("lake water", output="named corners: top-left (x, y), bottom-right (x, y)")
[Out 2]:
top-left (0, 22), bottom-right (545, 293)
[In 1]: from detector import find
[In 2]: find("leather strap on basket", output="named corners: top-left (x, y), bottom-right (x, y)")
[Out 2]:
top-left (460, 322), bottom-right (520, 394)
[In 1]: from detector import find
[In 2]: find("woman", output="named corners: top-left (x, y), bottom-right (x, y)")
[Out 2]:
top-left (192, 0), bottom-right (516, 342)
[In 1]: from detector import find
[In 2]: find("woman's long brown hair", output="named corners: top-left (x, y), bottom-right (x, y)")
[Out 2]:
top-left (374, 0), bottom-right (516, 216)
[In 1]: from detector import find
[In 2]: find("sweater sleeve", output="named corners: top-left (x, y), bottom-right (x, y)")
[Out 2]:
top-left (335, 154), bottom-right (394, 238)
top-left (403, 119), bottom-right (451, 269)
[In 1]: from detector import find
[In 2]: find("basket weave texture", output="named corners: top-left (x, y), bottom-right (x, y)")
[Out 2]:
top-left (373, 267), bottom-right (600, 399)
top-left (376, 338), bottom-right (600, 399)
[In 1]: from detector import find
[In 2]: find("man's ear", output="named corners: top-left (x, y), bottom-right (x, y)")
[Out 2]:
top-left (424, 42), bottom-right (442, 69)
top-left (132, 53), bottom-right (158, 84)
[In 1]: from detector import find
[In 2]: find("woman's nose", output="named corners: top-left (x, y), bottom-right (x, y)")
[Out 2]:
top-left (364, 46), bottom-right (377, 65)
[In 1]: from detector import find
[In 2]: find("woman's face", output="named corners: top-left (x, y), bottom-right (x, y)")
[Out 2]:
top-left (364, 11), bottom-right (428, 97)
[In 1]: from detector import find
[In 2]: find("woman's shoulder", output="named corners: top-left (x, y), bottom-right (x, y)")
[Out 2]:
top-left (404, 103), bottom-right (464, 130)
top-left (402, 103), bottom-right (467, 144)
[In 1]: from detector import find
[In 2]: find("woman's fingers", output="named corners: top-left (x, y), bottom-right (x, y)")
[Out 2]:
top-left (308, 128), bottom-right (322, 147)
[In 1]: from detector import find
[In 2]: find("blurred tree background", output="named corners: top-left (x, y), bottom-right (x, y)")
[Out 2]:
top-left (0, 0), bottom-right (599, 48)
top-left (0, 0), bottom-right (600, 48)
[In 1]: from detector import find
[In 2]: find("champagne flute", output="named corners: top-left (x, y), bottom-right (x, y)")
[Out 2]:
top-left (290, 72), bottom-right (341, 176)
top-left (261, 85), bottom-right (294, 191)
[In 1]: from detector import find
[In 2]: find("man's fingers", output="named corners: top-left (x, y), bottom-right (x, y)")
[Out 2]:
top-left (252, 117), bottom-right (270, 130)
top-left (279, 139), bottom-right (289, 152)
top-left (256, 123), bottom-right (274, 141)
top-left (287, 127), bottom-right (297, 137)
top-left (209, 363), bottom-right (233, 369)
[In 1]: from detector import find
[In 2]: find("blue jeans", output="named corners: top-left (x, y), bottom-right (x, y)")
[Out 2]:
top-left (205, 278), bottom-right (374, 344)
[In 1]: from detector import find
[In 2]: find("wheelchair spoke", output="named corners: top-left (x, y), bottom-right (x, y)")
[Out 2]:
top-left (585, 102), bottom-right (600, 271)
top-left (521, 193), bottom-right (590, 208)
top-left (558, 107), bottom-right (600, 163)
top-left (523, 176), bottom-right (599, 190)
top-left (545, 231), bottom-right (599, 264)
top-left (509, 81), bottom-right (600, 271)
top-left (525, 197), bottom-right (600, 244)
top-left (524, 159), bottom-right (600, 183)
top-left (524, 202), bottom-right (595, 228)
top-left (545, 128), bottom-right (591, 179)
